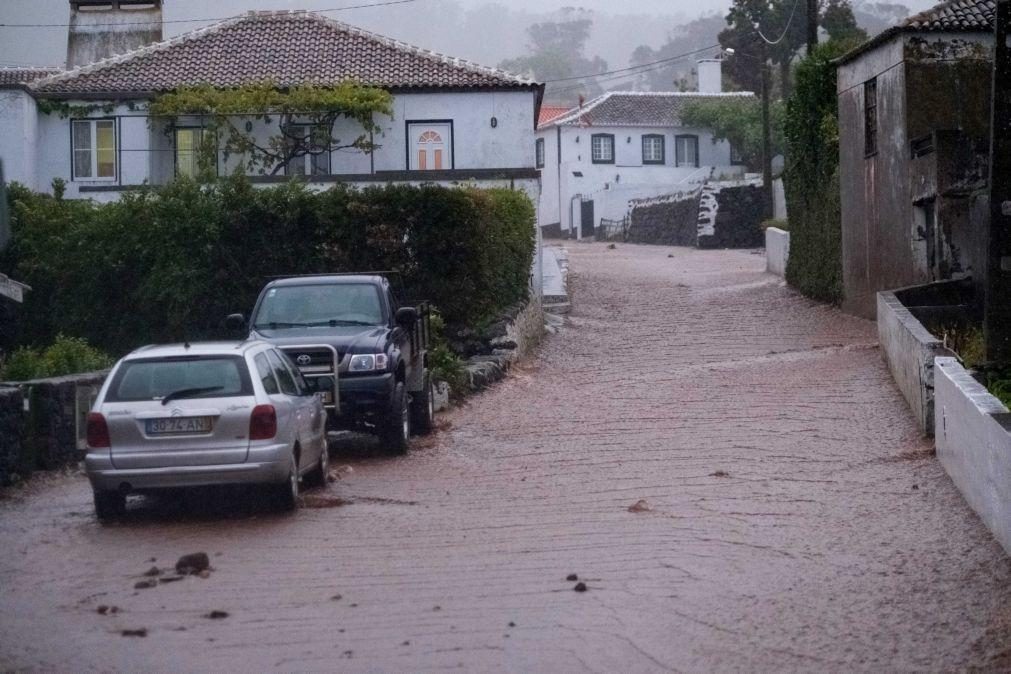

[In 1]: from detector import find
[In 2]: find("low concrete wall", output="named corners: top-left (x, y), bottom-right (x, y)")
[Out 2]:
top-left (765, 227), bottom-right (790, 277)
top-left (464, 296), bottom-right (543, 391)
top-left (877, 291), bottom-right (955, 435)
top-left (935, 357), bottom-right (1011, 555)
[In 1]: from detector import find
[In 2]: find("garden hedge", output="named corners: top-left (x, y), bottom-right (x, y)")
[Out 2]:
top-left (1, 176), bottom-right (536, 357)
top-left (783, 41), bottom-right (852, 304)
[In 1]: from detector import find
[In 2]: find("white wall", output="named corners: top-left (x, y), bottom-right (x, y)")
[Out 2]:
top-left (17, 89), bottom-right (537, 200)
top-left (537, 122), bottom-right (743, 234)
top-left (0, 90), bottom-right (39, 191)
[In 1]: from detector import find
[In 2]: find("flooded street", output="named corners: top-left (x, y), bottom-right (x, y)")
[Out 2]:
top-left (2, 242), bottom-right (1009, 672)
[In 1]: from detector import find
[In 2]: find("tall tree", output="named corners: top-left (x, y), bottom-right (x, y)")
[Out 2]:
top-left (498, 12), bottom-right (608, 103)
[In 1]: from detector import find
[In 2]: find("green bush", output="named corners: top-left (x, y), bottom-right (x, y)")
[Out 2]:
top-left (1, 334), bottom-right (112, 381)
top-left (783, 40), bottom-right (855, 304)
top-left (2, 176), bottom-right (536, 356)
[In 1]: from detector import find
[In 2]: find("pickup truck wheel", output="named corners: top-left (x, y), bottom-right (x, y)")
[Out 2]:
top-left (410, 370), bottom-right (435, 435)
top-left (93, 490), bottom-right (126, 522)
top-left (381, 381), bottom-right (410, 454)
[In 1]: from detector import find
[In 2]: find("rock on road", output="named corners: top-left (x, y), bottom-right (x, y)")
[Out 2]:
top-left (2, 243), bottom-right (1010, 672)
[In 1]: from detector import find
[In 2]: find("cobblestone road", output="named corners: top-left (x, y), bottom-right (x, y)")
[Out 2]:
top-left (1, 243), bottom-right (1009, 672)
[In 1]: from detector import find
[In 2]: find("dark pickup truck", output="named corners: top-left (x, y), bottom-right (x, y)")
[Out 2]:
top-left (227, 274), bottom-right (434, 453)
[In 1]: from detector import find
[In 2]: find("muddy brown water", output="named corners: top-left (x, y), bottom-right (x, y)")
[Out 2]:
top-left (1, 243), bottom-right (1009, 672)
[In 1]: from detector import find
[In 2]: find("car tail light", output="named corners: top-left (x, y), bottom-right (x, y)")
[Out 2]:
top-left (86, 412), bottom-right (110, 448)
top-left (249, 404), bottom-right (277, 441)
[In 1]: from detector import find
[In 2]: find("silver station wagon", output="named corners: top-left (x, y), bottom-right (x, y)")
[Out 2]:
top-left (85, 341), bottom-right (328, 520)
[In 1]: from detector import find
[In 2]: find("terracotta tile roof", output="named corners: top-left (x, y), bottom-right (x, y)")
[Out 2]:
top-left (0, 68), bottom-right (61, 90)
top-left (544, 91), bottom-right (756, 128)
top-left (31, 11), bottom-right (537, 97)
top-left (901, 0), bottom-right (996, 31)
top-left (538, 105), bottom-right (573, 127)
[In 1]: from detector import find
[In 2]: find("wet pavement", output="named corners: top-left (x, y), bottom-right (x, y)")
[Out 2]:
top-left (2, 242), bottom-right (1010, 672)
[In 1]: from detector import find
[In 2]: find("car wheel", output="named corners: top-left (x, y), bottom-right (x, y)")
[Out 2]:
top-left (305, 442), bottom-right (329, 489)
top-left (410, 370), bottom-right (435, 435)
top-left (273, 452), bottom-right (299, 512)
top-left (381, 381), bottom-right (410, 454)
top-left (94, 490), bottom-right (125, 522)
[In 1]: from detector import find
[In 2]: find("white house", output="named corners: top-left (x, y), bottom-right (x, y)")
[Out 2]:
top-left (536, 59), bottom-right (754, 238)
top-left (0, 4), bottom-right (544, 207)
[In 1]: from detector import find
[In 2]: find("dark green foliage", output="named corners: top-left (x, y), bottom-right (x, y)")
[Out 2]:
top-left (0, 335), bottom-right (112, 381)
top-left (2, 176), bottom-right (536, 358)
top-left (681, 97), bottom-right (785, 170)
top-left (783, 40), bottom-right (857, 304)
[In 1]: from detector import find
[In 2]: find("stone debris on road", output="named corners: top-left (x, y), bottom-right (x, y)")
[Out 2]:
top-left (627, 499), bottom-right (653, 512)
top-left (174, 553), bottom-right (210, 575)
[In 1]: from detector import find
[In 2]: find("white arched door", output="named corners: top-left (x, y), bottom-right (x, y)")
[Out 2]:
top-left (408, 122), bottom-right (452, 171)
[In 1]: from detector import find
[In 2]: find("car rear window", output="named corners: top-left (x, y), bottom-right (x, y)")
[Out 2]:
top-left (106, 356), bottom-right (253, 402)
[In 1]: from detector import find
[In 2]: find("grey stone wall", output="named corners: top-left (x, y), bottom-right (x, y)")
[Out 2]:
top-left (697, 184), bottom-right (769, 249)
top-left (627, 193), bottom-right (701, 246)
top-left (0, 387), bottom-right (24, 485)
top-left (2, 371), bottom-right (109, 482)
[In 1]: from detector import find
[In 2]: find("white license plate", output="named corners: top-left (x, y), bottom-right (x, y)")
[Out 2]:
top-left (146, 416), bottom-right (213, 435)
top-left (319, 390), bottom-right (333, 405)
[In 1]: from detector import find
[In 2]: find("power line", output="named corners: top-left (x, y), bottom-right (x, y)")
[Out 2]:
top-left (0, 0), bottom-right (428, 29)
top-left (755, 0), bottom-right (803, 45)
top-left (542, 44), bottom-right (722, 84)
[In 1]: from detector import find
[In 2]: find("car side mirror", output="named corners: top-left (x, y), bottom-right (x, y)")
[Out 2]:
top-left (225, 313), bottom-right (246, 332)
top-left (395, 307), bottom-right (417, 328)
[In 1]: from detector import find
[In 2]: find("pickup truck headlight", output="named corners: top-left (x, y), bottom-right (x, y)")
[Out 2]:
top-left (348, 353), bottom-right (389, 372)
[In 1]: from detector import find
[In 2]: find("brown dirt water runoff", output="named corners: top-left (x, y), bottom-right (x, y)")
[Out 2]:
top-left (1, 242), bottom-right (1009, 671)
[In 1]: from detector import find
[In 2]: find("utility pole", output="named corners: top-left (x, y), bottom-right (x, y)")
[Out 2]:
top-left (760, 42), bottom-right (773, 218)
top-left (806, 0), bottom-right (819, 54)
top-left (984, 0), bottom-right (1011, 362)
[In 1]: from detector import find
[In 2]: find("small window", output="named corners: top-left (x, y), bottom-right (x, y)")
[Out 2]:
top-left (277, 350), bottom-right (309, 394)
top-left (284, 124), bottom-right (330, 176)
top-left (591, 134), bottom-right (615, 164)
top-left (254, 353), bottom-right (280, 395)
top-left (642, 134), bottom-right (665, 164)
top-left (72, 119), bottom-right (117, 180)
top-left (266, 350), bottom-right (297, 396)
top-left (675, 135), bottom-right (699, 168)
top-left (536, 138), bottom-right (545, 169)
top-left (175, 127), bottom-right (208, 178)
top-left (864, 79), bottom-right (878, 157)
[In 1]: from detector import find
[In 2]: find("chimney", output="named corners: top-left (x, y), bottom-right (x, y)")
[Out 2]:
top-left (696, 59), bottom-right (722, 94)
top-left (67, 1), bottom-right (163, 69)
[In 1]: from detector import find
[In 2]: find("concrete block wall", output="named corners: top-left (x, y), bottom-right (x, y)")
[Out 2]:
top-left (935, 358), bottom-right (1011, 555)
top-left (765, 227), bottom-right (790, 277)
top-left (876, 291), bottom-right (954, 435)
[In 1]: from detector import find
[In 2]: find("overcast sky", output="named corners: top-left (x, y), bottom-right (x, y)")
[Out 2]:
top-left (0, 0), bottom-right (936, 70)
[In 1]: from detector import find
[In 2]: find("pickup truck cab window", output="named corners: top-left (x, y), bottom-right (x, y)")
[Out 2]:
top-left (254, 283), bottom-right (385, 328)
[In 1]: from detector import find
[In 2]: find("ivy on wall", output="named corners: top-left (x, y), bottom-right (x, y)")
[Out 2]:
top-left (147, 81), bottom-right (393, 176)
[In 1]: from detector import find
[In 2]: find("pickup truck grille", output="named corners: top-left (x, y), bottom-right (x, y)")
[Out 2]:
top-left (281, 347), bottom-right (340, 374)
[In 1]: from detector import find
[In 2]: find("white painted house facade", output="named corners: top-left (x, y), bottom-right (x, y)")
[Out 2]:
top-left (536, 60), bottom-right (753, 237)
top-left (0, 6), bottom-right (544, 206)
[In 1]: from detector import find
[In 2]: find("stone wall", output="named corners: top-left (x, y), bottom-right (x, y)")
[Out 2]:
top-left (627, 191), bottom-right (701, 246)
top-left (697, 184), bottom-right (769, 249)
top-left (0, 371), bottom-right (109, 484)
top-left (447, 297), bottom-right (544, 392)
top-left (0, 387), bottom-right (24, 485)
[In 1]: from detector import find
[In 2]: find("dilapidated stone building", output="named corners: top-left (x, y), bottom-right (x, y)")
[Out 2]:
top-left (836, 0), bottom-right (995, 318)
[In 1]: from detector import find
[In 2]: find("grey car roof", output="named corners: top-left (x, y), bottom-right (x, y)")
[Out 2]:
top-left (126, 340), bottom-right (270, 359)
top-left (266, 275), bottom-right (388, 287)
